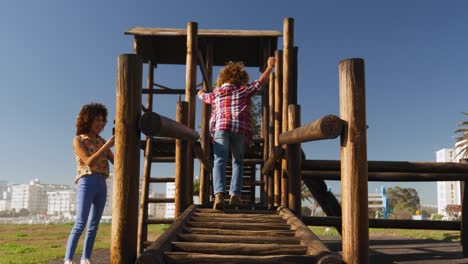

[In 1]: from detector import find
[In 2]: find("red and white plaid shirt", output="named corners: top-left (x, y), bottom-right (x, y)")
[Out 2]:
top-left (198, 80), bottom-right (262, 143)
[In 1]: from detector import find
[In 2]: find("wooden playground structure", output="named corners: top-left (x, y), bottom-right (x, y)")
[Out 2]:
top-left (110, 18), bottom-right (468, 264)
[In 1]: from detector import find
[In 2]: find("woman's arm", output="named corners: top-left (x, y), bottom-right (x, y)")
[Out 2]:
top-left (74, 136), bottom-right (114, 166)
top-left (107, 150), bottom-right (114, 164)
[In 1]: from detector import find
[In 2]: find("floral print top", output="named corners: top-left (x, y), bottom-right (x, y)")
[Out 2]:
top-left (74, 134), bottom-right (110, 183)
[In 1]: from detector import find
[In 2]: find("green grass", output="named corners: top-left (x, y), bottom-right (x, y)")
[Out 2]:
top-left (0, 223), bottom-right (168, 264)
top-left (309, 226), bottom-right (460, 242)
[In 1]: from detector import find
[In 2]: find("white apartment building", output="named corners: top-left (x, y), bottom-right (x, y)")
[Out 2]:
top-left (0, 180), bottom-right (8, 198)
top-left (165, 182), bottom-right (175, 219)
top-left (148, 193), bottom-right (167, 219)
top-left (103, 174), bottom-right (114, 216)
top-left (47, 189), bottom-right (76, 216)
top-left (437, 148), bottom-right (463, 216)
top-left (10, 179), bottom-right (47, 213)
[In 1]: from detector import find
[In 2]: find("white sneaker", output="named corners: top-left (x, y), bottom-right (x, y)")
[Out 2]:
top-left (80, 259), bottom-right (91, 264)
top-left (64, 260), bottom-right (74, 264)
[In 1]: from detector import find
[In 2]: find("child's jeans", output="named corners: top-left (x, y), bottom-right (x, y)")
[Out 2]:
top-left (213, 130), bottom-right (247, 196)
top-left (65, 173), bottom-right (107, 261)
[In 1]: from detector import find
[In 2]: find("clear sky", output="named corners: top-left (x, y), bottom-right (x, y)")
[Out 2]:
top-left (0, 1), bottom-right (466, 205)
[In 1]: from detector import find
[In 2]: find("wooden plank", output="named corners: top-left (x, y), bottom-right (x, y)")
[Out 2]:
top-left (278, 115), bottom-right (343, 145)
top-left (268, 72), bottom-right (276, 207)
top-left (178, 233), bottom-right (300, 244)
top-left (461, 159), bottom-right (468, 257)
top-left (163, 252), bottom-right (315, 264)
top-left (111, 54), bottom-right (142, 264)
top-left (184, 227), bottom-right (295, 237)
top-left (149, 177), bottom-right (175, 183)
top-left (187, 221), bottom-right (291, 230)
top-left (139, 111), bottom-right (200, 141)
top-left (135, 205), bottom-right (197, 264)
top-left (193, 142), bottom-right (213, 172)
top-left (339, 58), bottom-right (368, 264)
top-left (302, 159), bottom-right (468, 173)
top-left (175, 102), bottom-right (189, 218)
top-left (262, 146), bottom-right (284, 175)
top-left (193, 212), bottom-right (282, 219)
top-left (279, 207), bottom-right (342, 263)
top-left (171, 242), bottom-right (307, 255)
top-left (191, 217), bottom-right (285, 224)
top-left (148, 197), bottom-right (175, 203)
top-left (126, 27), bottom-right (282, 37)
top-left (145, 218), bottom-right (174, 224)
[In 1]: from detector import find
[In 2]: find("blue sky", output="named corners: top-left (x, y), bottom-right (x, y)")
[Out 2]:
top-left (0, 1), bottom-right (467, 205)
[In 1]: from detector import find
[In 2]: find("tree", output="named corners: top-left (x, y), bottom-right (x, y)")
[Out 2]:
top-left (193, 179), bottom-right (200, 196)
top-left (455, 112), bottom-right (468, 159)
top-left (251, 97), bottom-right (262, 137)
top-left (386, 186), bottom-right (420, 214)
top-left (301, 206), bottom-right (312, 216)
top-left (18, 208), bottom-right (30, 217)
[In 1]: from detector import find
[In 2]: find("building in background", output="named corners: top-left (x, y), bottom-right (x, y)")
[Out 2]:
top-left (148, 193), bottom-right (167, 219)
top-left (0, 182), bottom-right (12, 211)
top-left (437, 148), bottom-right (462, 216)
top-left (47, 188), bottom-right (76, 217)
top-left (165, 182), bottom-right (175, 219)
top-left (103, 173), bottom-right (114, 216)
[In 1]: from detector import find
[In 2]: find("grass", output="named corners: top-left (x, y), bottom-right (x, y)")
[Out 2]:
top-left (0, 223), bottom-right (168, 264)
top-left (0, 223), bottom-right (460, 263)
top-left (309, 226), bottom-right (460, 242)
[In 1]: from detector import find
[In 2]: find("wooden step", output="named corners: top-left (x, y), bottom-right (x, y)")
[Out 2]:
top-left (171, 242), bottom-right (308, 255)
top-left (149, 177), bottom-right (174, 183)
top-left (193, 212), bottom-right (281, 219)
top-left (195, 208), bottom-right (276, 214)
top-left (184, 227), bottom-right (296, 237)
top-left (164, 252), bottom-right (316, 264)
top-left (148, 197), bottom-right (175, 203)
top-left (191, 216), bottom-right (285, 224)
top-left (187, 221), bottom-right (291, 230)
top-left (178, 233), bottom-right (300, 244)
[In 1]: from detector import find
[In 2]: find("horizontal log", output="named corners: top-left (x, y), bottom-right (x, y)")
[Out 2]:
top-left (187, 221), bottom-right (291, 230)
top-left (147, 197), bottom-right (175, 203)
top-left (139, 111), bottom-right (200, 141)
top-left (146, 218), bottom-right (174, 224)
top-left (151, 157), bottom-right (175, 163)
top-left (171, 242), bottom-right (307, 255)
top-left (164, 252), bottom-right (316, 264)
top-left (302, 170), bottom-right (468, 181)
top-left (195, 208), bottom-right (276, 214)
top-left (255, 180), bottom-right (265, 186)
top-left (178, 233), bottom-right (300, 244)
top-left (278, 115), bottom-right (343, 145)
top-left (193, 212), bottom-right (282, 219)
top-left (302, 216), bottom-right (461, 230)
top-left (148, 177), bottom-right (175, 183)
top-left (136, 205), bottom-right (197, 264)
top-left (184, 227), bottom-right (296, 237)
top-left (191, 216), bottom-right (284, 224)
top-left (278, 207), bottom-right (341, 263)
top-left (302, 159), bottom-right (468, 174)
top-left (261, 146), bottom-right (284, 175)
top-left (142, 88), bottom-right (202, 95)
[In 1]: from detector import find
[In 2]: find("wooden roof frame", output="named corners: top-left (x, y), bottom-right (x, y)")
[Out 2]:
top-left (125, 27), bottom-right (281, 69)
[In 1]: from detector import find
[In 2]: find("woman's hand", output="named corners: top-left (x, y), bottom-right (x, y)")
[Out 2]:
top-left (106, 136), bottom-right (115, 148)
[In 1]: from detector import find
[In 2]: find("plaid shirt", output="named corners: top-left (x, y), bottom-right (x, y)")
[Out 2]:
top-left (198, 81), bottom-right (262, 143)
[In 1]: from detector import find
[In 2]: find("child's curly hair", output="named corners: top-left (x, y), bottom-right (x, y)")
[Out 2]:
top-left (75, 103), bottom-right (108, 135)
top-left (216, 61), bottom-right (249, 87)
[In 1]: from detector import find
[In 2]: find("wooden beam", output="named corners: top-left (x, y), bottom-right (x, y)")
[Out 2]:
top-left (193, 142), bottom-right (213, 172)
top-left (111, 54), bottom-right (142, 264)
top-left (302, 159), bottom-right (468, 173)
top-left (278, 115), bottom-right (343, 145)
top-left (267, 72), bottom-right (276, 207)
top-left (339, 58), bottom-right (368, 264)
top-left (164, 252), bottom-right (316, 263)
top-left (287, 105), bottom-right (301, 216)
top-left (278, 207), bottom-right (342, 263)
top-left (461, 158), bottom-right (468, 257)
top-left (261, 146), bottom-right (284, 175)
top-left (302, 171), bottom-right (468, 181)
top-left (197, 49), bottom-right (212, 92)
top-left (135, 205), bottom-right (197, 264)
top-left (274, 50), bottom-right (283, 207)
top-left (139, 111), bottom-right (200, 141)
top-left (302, 216), bottom-right (461, 230)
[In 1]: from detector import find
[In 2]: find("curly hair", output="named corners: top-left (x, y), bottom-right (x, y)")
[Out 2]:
top-left (75, 103), bottom-right (108, 136)
top-left (216, 61), bottom-right (249, 87)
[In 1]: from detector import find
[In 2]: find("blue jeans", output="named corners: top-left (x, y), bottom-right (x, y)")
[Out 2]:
top-left (65, 173), bottom-right (107, 260)
top-left (213, 130), bottom-right (247, 196)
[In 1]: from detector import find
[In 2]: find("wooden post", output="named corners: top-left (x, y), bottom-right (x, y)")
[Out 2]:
top-left (199, 42), bottom-right (213, 206)
top-left (185, 22), bottom-right (198, 206)
top-left (339, 58), bottom-right (368, 264)
top-left (137, 61), bottom-right (154, 255)
top-left (175, 102), bottom-right (189, 217)
top-left (281, 17), bottom-right (294, 207)
top-left (461, 158), bottom-right (468, 257)
top-left (274, 50), bottom-right (283, 206)
top-left (111, 54), bottom-right (142, 264)
top-left (287, 105), bottom-right (301, 216)
top-left (267, 72), bottom-right (275, 207)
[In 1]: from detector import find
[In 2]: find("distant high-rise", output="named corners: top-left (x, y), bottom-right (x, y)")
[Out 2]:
top-left (436, 148), bottom-right (462, 216)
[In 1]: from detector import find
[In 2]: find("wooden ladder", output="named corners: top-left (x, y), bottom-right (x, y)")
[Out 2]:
top-left (136, 206), bottom-right (341, 263)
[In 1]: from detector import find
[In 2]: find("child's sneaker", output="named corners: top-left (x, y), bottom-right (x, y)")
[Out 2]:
top-left (213, 193), bottom-right (225, 210)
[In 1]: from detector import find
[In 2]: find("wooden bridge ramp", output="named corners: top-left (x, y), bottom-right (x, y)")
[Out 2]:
top-left (136, 206), bottom-right (341, 264)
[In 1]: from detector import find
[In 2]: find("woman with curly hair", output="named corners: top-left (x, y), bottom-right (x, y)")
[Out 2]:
top-left (197, 57), bottom-right (275, 209)
top-left (64, 103), bottom-right (114, 264)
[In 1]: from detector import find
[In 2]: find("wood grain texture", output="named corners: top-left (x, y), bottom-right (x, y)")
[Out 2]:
top-left (175, 102), bottom-right (189, 218)
top-left (287, 105), bottom-right (301, 215)
top-left (339, 58), bottom-right (369, 264)
top-left (111, 54), bottom-right (142, 264)
top-left (274, 50), bottom-right (283, 207)
top-left (278, 115), bottom-right (343, 145)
